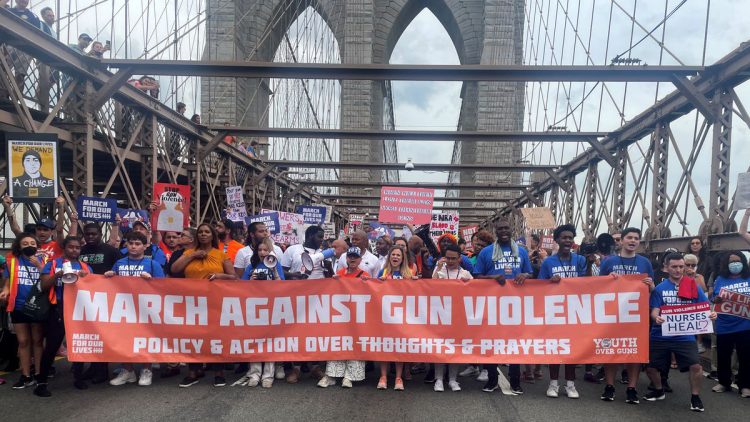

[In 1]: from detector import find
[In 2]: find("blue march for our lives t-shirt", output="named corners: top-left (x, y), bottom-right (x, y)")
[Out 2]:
top-left (377, 269), bottom-right (403, 279)
top-left (538, 253), bottom-right (587, 279)
top-left (41, 258), bottom-right (90, 307)
top-left (3, 256), bottom-right (41, 310)
top-left (712, 276), bottom-right (750, 334)
top-left (112, 257), bottom-right (165, 278)
top-left (120, 244), bottom-right (167, 267)
top-left (650, 279), bottom-right (709, 342)
top-left (599, 255), bottom-right (654, 278)
top-left (241, 262), bottom-right (285, 280)
top-left (474, 244), bottom-right (532, 278)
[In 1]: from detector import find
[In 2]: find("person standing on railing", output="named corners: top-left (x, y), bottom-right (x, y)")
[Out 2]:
top-left (7, 0), bottom-right (41, 90)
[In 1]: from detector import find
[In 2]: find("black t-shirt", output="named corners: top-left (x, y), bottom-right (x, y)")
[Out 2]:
top-left (166, 249), bottom-right (186, 278)
top-left (80, 243), bottom-right (122, 274)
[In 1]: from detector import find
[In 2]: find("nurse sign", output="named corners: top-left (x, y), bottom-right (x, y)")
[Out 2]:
top-left (153, 183), bottom-right (190, 232)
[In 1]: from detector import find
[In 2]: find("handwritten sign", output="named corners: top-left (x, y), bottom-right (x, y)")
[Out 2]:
top-left (660, 302), bottom-right (713, 336)
top-left (716, 288), bottom-right (750, 320)
top-left (519, 207), bottom-right (556, 230)
top-left (262, 209), bottom-right (304, 245)
top-left (379, 186), bottom-right (434, 225)
top-left (735, 172), bottom-right (750, 210)
top-left (76, 196), bottom-right (117, 222)
top-left (430, 211), bottom-right (459, 243)
top-left (225, 186), bottom-right (247, 222)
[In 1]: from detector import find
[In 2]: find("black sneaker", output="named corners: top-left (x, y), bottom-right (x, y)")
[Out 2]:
top-left (12, 375), bottom-right (35, 389)
top-left (179, 376), bottom-right (199, 388)
top-left (595, 367), bottom-right (605, 382)
top-left (626, 387), bottom-right (639, 404)
top-left (510, 382), bottom-right (524, 395)
top-left (620, 369), bottom-right (629, 385)
top-left (48, 366), bottom-right (56, 379)
top-left (423, 366), bottom-right (436, 384)
top-left (601, 384), bottom-right (615, 401)
top-left (482, 380), bottom-right (499, 392)
top-left (707, 370), bottom-right (718, 381)
top-left (213, 375), bottom-right (226, 387)
top-left (73, 380), bottom-right (89, 390)
top-left (690, 395), bottom-right (704, 412)
top-left (662, 379), bottom-right (673, 393)
top-left (643, 389), bottom-right (666, 401)
top-left (33, 383), bottom-right (51, 397)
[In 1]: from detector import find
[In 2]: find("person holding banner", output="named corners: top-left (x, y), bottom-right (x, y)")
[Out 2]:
top-left (644, 252), bottom-right (716, 412)
top-left (318, 247), bottom-right (371, 389)
top-left (598, 227), bottom-right (655, 404)
top-left (473, 218), bottom-right (531, 395)
top-left (536, 224), bottom-right (587, 399)
top-left (337, 230), bottom-right (380, 277)
top-left (0, 233), bottom-right (48, 390)
top-left (105, 231), bottom-right (166, 387)
top-left (34, 236), bottom-right (92, 397)
top-left (119, 220), bottom-right (167, 268)
top-left (234, 222), bottom-right (283, 278)
top-left (2, 195), bottom-right (76, 262)
top-left (710, 251), bottom-right (750, 398)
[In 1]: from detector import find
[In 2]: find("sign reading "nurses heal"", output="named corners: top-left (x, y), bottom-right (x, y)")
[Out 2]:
top-left (64, 275), bottom-right (649, 364)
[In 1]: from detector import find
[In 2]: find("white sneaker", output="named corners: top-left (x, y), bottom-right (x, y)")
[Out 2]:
top-left (565, 384), bottom-right (579, 398)
top-left (261, 378), bottom-right (273, 388)
top-left (459, 365), bottom-right (479, 377)
top-left (741, 388), bottom-right (750, 398)
top-left (317, 375), bottom-right (335, 388)
top-left (698, 343), bottom-right (706, 353)
top-left (231, 373), bottom-right (251, 387)
top-left (434, 379), bottom-right (444, 392)
top-left (449, 380), bottom-right (461, 392)
top-left (110, 370), bottom-right (137, 386)
top-left (342, 378), bottom-right (353, 388)
top-left (275, 365), bottom-right (285, 380)
top-left (712, 384), bottom-right (727, 393)
top-left (138, 368), bottom-right (153, 386)
top-left (248, 375), bottom-right (260, 387)
top-left (546, 383), bottom-right (559, 398)
top-left (476, 369), bottom-right (489, 382)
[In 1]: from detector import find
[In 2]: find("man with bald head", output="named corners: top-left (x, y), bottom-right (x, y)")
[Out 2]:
top-left (337, 230), bottom-right (379, 276)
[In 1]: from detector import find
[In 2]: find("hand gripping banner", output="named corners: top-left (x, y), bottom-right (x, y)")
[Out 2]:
top-left (64, 275), bottom-right (649, 363)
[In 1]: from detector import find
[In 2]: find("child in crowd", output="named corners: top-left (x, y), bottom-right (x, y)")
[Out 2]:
top-left (105, 231), bottom-right (165, 387)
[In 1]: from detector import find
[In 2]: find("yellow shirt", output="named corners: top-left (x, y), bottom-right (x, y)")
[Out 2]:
top-left (183, 248), bottom-right (229, 279)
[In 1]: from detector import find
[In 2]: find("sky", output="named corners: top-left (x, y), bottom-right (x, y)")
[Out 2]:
top-left (27, 0), bottom-right (750, 235)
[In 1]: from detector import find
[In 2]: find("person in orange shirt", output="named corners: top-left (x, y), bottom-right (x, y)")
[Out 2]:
top-left (215, 219), bottom-right (243, 264)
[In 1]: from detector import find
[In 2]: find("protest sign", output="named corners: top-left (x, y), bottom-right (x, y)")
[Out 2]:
top-left (262, 209), bottom-right (305, 245)
top-left (716, 288), bottom-right (750, 320)
top-left (296, 205), bottom-right (327, 225)
top-left (76, 196), bottom-right (117, 222)
top-left (65, 275), bottom-right (648, 364)
top-left (660, 302), bottom-right (713, 336)
top-left (322, 223), bottom-right (336, 239)
top-left (246, 212), bottom-right (280, 235)
top-left (347, 214), bottom-right (364, 234)
top-left (541, 235), bottom-right (555, 250)
top-left (379, 186), bottom-right (434, 225)
top-left (225, 186), bottom-right (247, 222)
top-left (153, 183), bottom-right (190, 232)
top-left (430, 211), bottom-right (459, 243)
top-left (734, 172), bottom-right (750, 210)
top-left (7, 135), bottom-right (59, 202)
top-left (367, 222), bottom-right (395, 240)
top-left (116, 208), bottom-right (149, 232)
top-left (461, 226), bottom-right (478, 241)
top-left (520, 207), bottom-right (556, 230)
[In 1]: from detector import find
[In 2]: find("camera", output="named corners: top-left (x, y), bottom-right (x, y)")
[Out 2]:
top-left (255, 271), bottom-right (269, 280)
top-left (579, 242), bottom-right (598, 256)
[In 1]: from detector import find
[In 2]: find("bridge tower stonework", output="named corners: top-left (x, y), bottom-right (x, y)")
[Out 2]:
top-left (203, 0), bottom-right (525, 201)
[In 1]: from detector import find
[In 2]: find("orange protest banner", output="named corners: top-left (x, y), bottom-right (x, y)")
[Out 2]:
top-left (64, 275), bottom-right (649, 364)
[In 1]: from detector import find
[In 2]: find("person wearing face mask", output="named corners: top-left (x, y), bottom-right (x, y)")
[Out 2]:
top-left (710, 251), bottom-right (750, 398)
top-left (0, 233), bottom-right (48, 390)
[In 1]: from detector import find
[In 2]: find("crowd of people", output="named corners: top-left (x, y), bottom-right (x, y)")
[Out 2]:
top-left (0, 193), bottom-right (748, 414)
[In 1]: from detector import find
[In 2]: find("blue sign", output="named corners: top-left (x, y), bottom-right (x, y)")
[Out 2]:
top-left (117, 208), bottom-right (150, 232)
top-left (295, 205), bottom-right (327, 224)
top-left (76, 196), bottom-right (117, 222)
top-left (246, 212), bottom-right (280, 235)
top-left (367, 222), bottom-right (395, 240)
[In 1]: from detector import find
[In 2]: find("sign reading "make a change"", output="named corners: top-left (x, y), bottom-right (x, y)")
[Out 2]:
top-left (76, 196), bottom-right (117, 222)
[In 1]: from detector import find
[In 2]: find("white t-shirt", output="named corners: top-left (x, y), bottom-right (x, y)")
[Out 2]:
top-left (337, 250), bottom-right (380, 277)
top-left (234, 244), bottom-right (284, 269)
top-left (281, 244), bottom-right (326, 279)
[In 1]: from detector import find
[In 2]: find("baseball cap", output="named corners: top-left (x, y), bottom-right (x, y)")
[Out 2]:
top-left (346, 246), bottom-right (362, 257)
top-left (79, 33), bottom-right (93, 41)
top-left (132, 220), bottom-right (151, 231)
top-left (36, 217), bottom-right (55, 229)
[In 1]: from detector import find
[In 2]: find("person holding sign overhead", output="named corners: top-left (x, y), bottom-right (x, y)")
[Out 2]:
top-left (710, 251), bottom-right (750, 398)
top-left (644, 252), bottom-right (716, 412)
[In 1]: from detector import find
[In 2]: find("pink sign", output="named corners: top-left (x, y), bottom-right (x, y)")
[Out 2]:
top-left (378, 186), bottom-right (434, 225)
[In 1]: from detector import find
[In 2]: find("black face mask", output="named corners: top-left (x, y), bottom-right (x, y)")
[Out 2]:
top-left (21, 246), bottom-right (37, 257)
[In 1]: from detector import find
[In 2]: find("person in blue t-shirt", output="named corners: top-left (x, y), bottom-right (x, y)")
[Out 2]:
top-left (240, 238), bottom-right (284, 281)
top-left (598, 227), bottom-right (655, 404)
top-left (710, 251), bottom-right (750, 397)
top-left (105, 231), bottom-right (164, 387)
top-left (119, 220), bottom-right (167, 268)
top-left (36, 236), bottom-right (92, 397)
top-left (472, 218), bottom-right (530, 396)
top-left (536, 224), bottom-right (586, 399)
top-left (643, 252), bottom-right (716, 412)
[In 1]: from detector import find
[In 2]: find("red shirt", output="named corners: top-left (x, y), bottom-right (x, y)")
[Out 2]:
top-left (38, 240), bottom-right (63, 262)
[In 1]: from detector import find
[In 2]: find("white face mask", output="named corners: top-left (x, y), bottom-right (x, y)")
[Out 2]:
top-left (728, 262), bottom-right (743, 275)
